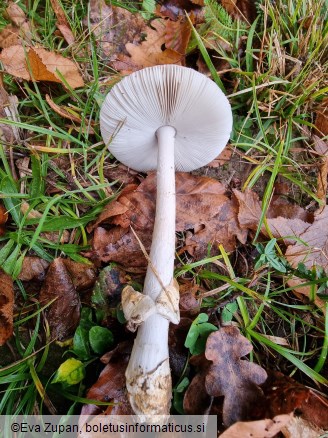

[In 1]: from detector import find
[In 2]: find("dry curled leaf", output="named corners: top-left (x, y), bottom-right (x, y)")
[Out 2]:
top-left (45, 95), bottom-right (94, 133)
top-left (0, 46), bottom-right (84, 89)
top-left (39, 258), bottom-right (81, 340)
top-left (0, 269), bottom-right (14, 346)
top-left (50, 0), bottom-right (75, 44)
top-left (281, 416), bottom-right (326, 438)
top-left (205, 327), bottom-right (267, 426)
top-left (5, 1), bottom-right (26, 26)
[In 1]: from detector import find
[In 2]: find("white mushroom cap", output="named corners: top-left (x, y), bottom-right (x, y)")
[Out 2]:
top-left (100, 65), bottom-right (232, 172)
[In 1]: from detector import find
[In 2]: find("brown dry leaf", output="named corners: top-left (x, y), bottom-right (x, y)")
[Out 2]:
top-left (0, 45), bottom-right (29, 80)
top-left (0, 204), bottom-right (8, 236)
top-left (45, 94), bottom-right (82, 123)
top-left (264, 371), bottom-right (328, 431)
top-left (208, 147), bottom-right (233, 168)
top-left (39, 258), bottom-right (81, 340)
top-left (87, 173), bottom-right (246, 268)
top-left (312, 129), bottom-right (328, 208)
top-left (221, 0), bottom-right (257, 23)
top-left (0, 269), bottom-right (14, 346)
top-left (233, 189), bottom-right (313, 245)
top-left (50, 0), bottom-right (75, 45)
top-left (0, 2), bottom-right (33, 48)
top-left (45, 95), bottom-right (94, 132)
top-left (165, 18), bottom-right (192, 56)
top-left (5, 1), bottom-right (26, 26)
top-left (18, 257), bottom-right (50, 281)
top-left (315, 97), bottom-right (328, 137)
top-left (115, 18), bottom-right (187, 72)
top-left (285, 206), bottom-right (328, 308)
top-left (0, 46), bottom-right (84, 89)
top-left (0, 24), bottom-right (22, 48)
top-left (220, 414), bottom-right (293, 438)
top-left (205, 327), bottom-right (267, 426)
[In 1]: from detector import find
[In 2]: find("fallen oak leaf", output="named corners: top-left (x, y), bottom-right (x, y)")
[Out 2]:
top-left (0, 269), bottom-right (14, 346)
top-left (205, 326), bottom-right (267, 426)
top-left (121, 19), bottom-right (186, 70)
top-left (0, 46), bottom-right (84, 89)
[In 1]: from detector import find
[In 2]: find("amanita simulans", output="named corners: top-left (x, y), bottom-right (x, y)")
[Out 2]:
top-left (100, 65), bottom-right (232, 420)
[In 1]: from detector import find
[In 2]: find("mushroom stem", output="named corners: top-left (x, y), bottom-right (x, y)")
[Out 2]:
top-left (125, 125), bottom-right (177, 419)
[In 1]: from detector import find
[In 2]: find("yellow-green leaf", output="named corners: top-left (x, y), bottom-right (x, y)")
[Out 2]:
top-left (52, 358), bottom-right (85, 386)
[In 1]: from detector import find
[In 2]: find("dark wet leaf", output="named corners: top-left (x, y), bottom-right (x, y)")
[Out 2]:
top-left (73, 326), bottom-right (92, 360)
top-left (39, 258), bottom-right (81, 340)
top-left (89, 326), bottom-right (114, 355)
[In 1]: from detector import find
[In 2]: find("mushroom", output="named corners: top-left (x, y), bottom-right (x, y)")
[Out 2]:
top-left (100, 65), bottom-right (232, 420)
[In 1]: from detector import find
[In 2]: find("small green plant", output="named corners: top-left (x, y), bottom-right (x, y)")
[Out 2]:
top-left (254, 238), bottom-right (289, 273)
top-left (184, 313), bottom-right (217, 355)
top-left (72, 308), bottom-right (114, 361)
